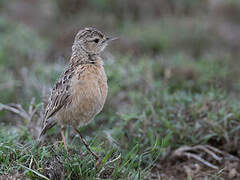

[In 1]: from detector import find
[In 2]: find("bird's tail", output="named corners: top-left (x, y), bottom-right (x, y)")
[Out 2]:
top-left (39, 121), bottom-right (57, 138)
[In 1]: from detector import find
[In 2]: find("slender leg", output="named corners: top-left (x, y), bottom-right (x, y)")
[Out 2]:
top-left (61, 125), bottom-right (68, 152)
top-left (73, 127), bottom-right (99, 160)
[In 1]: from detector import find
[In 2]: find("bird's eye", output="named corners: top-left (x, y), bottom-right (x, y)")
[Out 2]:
top-left (93, 38), bottom-right (99, 43)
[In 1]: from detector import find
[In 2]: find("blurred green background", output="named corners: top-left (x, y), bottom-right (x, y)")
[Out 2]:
top-left (0, 0), bottom-right (240, 105)
top-left (1, 0), bottom-right (240, 179)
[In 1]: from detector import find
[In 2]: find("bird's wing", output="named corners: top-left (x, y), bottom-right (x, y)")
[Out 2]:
top-left (39, 68), bottom-right (74, 137)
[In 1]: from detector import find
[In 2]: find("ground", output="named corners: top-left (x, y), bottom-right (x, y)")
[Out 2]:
top-left (1, 0), bottom-right (240, 179)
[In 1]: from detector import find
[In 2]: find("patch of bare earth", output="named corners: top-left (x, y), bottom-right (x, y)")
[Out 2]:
top-left (0, 174), bottom-right (30, 180)
top-left (147, 145), bottom-right (240, 180)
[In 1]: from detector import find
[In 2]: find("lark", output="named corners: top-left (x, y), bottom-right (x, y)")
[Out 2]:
top-left (39, 27), bottom-right (117, 160)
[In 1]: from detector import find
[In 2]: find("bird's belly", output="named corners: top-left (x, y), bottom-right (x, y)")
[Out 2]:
top-left (57, 79), bottom-right (107, 126)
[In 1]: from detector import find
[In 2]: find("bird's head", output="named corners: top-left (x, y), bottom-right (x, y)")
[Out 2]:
top-left (73, 27), bottom-right (117, 55)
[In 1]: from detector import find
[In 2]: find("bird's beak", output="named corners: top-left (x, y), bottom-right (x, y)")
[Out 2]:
top-left (105, 37), bottom-right (119, 42)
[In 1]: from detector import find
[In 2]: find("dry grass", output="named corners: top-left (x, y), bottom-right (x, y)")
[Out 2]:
top-left (1, 0), bottom-right (240, 179)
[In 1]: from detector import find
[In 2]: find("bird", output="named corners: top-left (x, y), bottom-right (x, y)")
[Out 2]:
top-left (39, 27), bottom-right (117, 160)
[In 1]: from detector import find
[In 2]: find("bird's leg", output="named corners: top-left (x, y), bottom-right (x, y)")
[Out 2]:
top-left (73, 127), bottom-right (99, 160)
top-left (61, 125), bottom-right (68, 152)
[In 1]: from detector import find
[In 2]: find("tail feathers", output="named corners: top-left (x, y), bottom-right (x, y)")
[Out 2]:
top-left (39, 121), bottom-right (57, 138)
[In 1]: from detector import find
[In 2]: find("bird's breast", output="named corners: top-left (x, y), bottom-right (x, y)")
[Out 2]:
top-left (66, 64), bottom-right (108, 125)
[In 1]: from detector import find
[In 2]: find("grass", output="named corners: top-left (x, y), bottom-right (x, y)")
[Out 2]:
top-left (1, 55), bottom-right (240, 179)
top-left (1, 1), bottom-right (240, 178)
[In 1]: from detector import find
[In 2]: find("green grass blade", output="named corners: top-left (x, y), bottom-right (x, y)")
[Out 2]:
top-left (18, 164), bottom-right (49, 180)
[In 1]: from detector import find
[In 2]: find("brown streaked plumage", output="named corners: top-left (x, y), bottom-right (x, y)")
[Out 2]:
top-left (39, 27), bottom-right (117, 159)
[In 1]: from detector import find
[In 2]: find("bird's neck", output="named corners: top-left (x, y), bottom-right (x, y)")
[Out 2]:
top-left (70, 47), bottom-right (101, 66)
